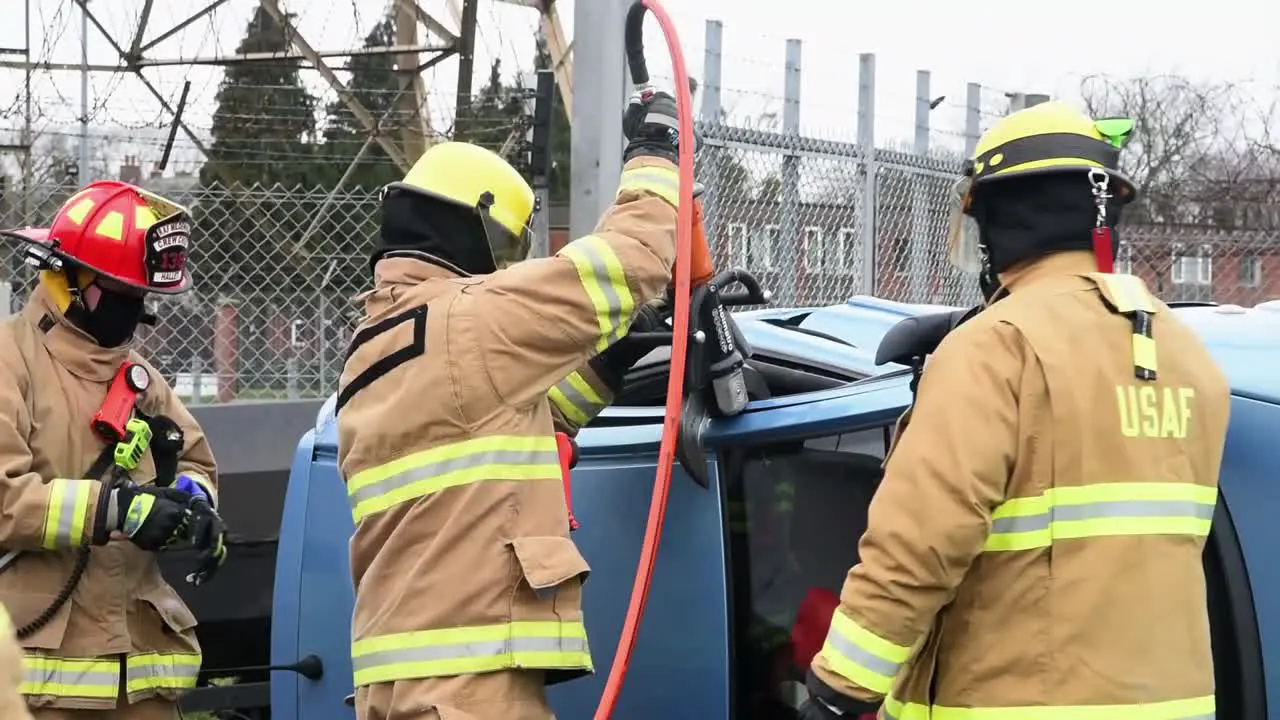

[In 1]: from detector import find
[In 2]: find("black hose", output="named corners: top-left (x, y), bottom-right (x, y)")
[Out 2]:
top-left (624, 1), bottom-right (650, 87)
top-left (16, 547), bottom-right (88, 639)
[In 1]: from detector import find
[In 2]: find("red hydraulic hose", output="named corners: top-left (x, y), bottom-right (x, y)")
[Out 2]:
top-left (592, 1), bottom-right (695, 718)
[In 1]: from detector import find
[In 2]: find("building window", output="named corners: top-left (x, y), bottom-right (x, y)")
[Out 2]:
top-left (837, 228), bottom-right (858, 271)
top-left (750, 225), bottom-right (778, 270)
top-left (1196, 244), bottom-right (1213, 285)
top-left (803, 227), bottom-right (824, 270)
top-left (726, 223), bottom-right (749, 268)
top-left (1171, 243), bottom-right (1212, 286)
top-left (1115, 241), bottom-right (1133, 274)
top-left (1239, 254), bottom-right (1262, 287)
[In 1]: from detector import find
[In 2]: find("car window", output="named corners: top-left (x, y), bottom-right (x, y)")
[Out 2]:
top-left (724, 425), bottom-right (889, 719)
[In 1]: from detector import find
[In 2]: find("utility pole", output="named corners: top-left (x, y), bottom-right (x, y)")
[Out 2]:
top-left (78, 0), bottom-right (91, 183)
top-left (453, 0), bottom-right (479, 138)
top-left (529, 70), bottom-right (555, 258)
top-left (394, 0), bottom-right (428, 162)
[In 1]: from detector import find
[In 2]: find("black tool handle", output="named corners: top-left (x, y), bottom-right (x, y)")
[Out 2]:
top-left (625, 1), bottom-right (651, 88)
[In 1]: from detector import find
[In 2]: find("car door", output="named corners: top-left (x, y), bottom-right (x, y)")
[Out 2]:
top-left (706, 374), bottom-right (911, 719)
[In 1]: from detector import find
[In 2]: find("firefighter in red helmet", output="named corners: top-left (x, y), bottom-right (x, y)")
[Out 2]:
top-left (0, 180), bottom-right (227, 719)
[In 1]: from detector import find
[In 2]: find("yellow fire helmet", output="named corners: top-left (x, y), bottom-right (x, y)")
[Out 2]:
top-left (947, 100), bottom-right (1137, 273)
top-left (385, 142), bottom-right (538, 268)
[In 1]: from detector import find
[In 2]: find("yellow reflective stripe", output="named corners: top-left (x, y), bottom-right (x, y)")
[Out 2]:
top-left (817, 610), bottom-right (911, 695)
top-left (882, 693), bottom-right (1215, 720)
top-left (347, 435), bottom-right (560, 522)
top-left (350, 621), bottom-right (592, 687)
top-left (41, 479), bottom-right (93, 550)
top-left (1095, 273), bottom-right (1155, 314)
top-left (1133, 333), bottom-right (1157, 371)
top-left (616, 166), bottom-right (680, 207)
top-left (559, 235), bottom-right (636, 352)
top-left (124, 652), bottom-right (201, 694)
top-left (1092, 272), bottom-right (1158, 378)
top-left (21, 655), bottom-right (118, 699)
top-left (986, 482), bottom-right (1217, 552)
top-left (548, 371), bottom-right (607, 427)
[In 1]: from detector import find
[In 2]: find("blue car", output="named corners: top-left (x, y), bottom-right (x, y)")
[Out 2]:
top-left (270, 295), bottom-right (1280, 720)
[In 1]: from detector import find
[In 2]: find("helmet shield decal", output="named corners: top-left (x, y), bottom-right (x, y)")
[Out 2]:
top-left (143, 210), bottom-right (191, 290)
top-left (136, 188), bottom-right (192, 291)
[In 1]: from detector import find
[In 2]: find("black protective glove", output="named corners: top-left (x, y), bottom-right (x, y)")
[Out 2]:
top-left (800, 669), bottom-right (881, 719)
top-left (183, 496), bottom-right (227, 587)
top-left (108, 483), bottom-right (192, 551)
top-left (590, 301), bottom-right (669, 391)
top-left (622, 91), bottom-right (686, 164)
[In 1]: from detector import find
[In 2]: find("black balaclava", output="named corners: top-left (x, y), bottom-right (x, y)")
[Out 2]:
top-left (374, 189), bottom-right (497, 276)
top-left (61, 269), bottom-right (149, 347)
top-left (970, 171), bottom-right (1126, 284)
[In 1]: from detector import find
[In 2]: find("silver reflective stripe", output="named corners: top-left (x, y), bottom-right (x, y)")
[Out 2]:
top-left (125, 654), bottom-right (200, 692)
top-left (618, 168), bottom-right (680, 206)
top-left (822, 631), bottom-right (902, 679)
top-left (352, 635), bottom-right (590, 674)
top-left (43, 479), bottom-right (92, 549)
top-left (348, 448), bottom-right (560, 508)
top-left (990, 499), bottom-right (1215, 535)
top-left (22, 659), bottom-right (118, 699)
top-left (565, 240), bottom-right (627, 346)
top-left (551, 375), bottom-right (604, 423)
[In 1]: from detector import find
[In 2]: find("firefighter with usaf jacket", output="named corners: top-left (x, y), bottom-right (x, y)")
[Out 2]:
top-left (799, 102), bottom-right (1231, 719)
top-left (0, 181), bottom-right (228, 719)
top-left (336, 90), bottom-right (712, 720)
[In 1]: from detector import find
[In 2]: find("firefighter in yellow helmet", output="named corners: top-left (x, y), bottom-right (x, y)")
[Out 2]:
top-left (337, 91), bottom-right (712, 719)
top-left (0, 605), bottom-right (34, 720)
top-left (800, 101), bottom-right (1232, 719)
top-left (0, 181), bottom-right (225, 719)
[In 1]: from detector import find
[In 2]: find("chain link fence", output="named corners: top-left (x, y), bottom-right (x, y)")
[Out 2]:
top-left (694, 121), bottom-right (1280, 311)
top-left (2, 123), bottom-right (1277, 403)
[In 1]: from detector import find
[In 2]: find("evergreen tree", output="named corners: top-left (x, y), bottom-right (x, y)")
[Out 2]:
top-left (323, 12), bottom-right (404, 190)
top-left (453, 59), bottom-right (526, 151)
top-left (200, 6), bottom-right (321, 188)
top-left (195, 6), bottom-right (325, 304)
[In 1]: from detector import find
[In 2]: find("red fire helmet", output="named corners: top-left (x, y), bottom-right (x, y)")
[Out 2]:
top-left (1, 180), bottom-right (193, 294)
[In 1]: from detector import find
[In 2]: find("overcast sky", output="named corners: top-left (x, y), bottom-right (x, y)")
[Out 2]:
top-left (1, 0), bottom-right (1277, 174)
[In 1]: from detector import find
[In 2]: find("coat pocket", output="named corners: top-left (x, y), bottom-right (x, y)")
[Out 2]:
top-left (1, 592), bottom-right (72, 650)
top-left (135, 583), bottom-right (198, 640)
top-left (508, 535), bottom-right (590, 621)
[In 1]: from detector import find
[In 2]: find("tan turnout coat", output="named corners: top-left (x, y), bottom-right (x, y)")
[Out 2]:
top-left (336, 156), bottom-right (680, 690)
top-left (0, 286), bottom-right (218, 710)
top-left (812, 251), bottom-right (1231, 720)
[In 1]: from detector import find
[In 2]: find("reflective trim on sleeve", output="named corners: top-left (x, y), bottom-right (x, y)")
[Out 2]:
top-left (986, 482), bottom-right (1217, 552)
top-left (882, 692), bottom-right (1215, 720)
top-left (548, 371), bottom-right (608, 427)
top-left (124, 651), bottom-right (201, 695)
top-left (21, 655), bottom-right (118, 700)
top-left (559, 235), bottom-right (637, 352)
top-left (817, 610), bottom-right (911, 695)
top-left (41, 479), bottom-right (94, 550)
top-left (350, 620), bottom-right (593, 687)
top-left (347, 435), bottom-right (561, 522)
top-left (616, 166), bottom-right (680, 207)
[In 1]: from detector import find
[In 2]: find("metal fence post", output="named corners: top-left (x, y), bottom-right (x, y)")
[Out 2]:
top-left (779, 38), bottom-right (802, 306)
top-left (699, 20), bottom-right (725, 244)
top-left (907, 69), bottom-right (931, 303)
top-left (570, 0), bottom-right (629, 240)
top-left (964, 82), bottom-right (982, 159)
top-left (857, 53), bottom-right (877, 297)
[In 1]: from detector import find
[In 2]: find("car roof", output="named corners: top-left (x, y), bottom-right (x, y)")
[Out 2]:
top-left (779, 296), bottom-right (1280, 405)
top-left (311, 297), bottom-right (1280, 436)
